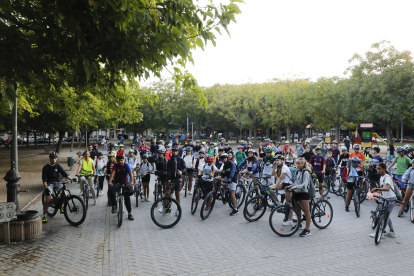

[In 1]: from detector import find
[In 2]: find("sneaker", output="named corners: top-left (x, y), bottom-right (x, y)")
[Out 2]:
top-left (291, 224), bottom-right (302, 231)
top-left (158, 206), bottom-right (164, 213)
top-left (141, 197), bottom-right (145, 202)
top-left (145, 197), bottom-right (150, 202)
top-left (94, 199), bottom-right (97, 205)
top-left (42, 216), bottom-right (47, 223)
top-left (299, 229), bottom-right (311, 237)
top-left (60, 207), bottom-right (64, 213)
top-left (188, 191), bottom-right (193, 195)
top-left (99, 191), bottom-right (104, 196)
top-left (282, 220), bottom-right (293, 226)
top-left (230, 209), bottom-right (239, 216)
top-left (398, 211), bottom-right (404, 217)
top-left (345, 206), bottom-right (349, 212)
top-left (111, 206), bottom-right (117, 213)
top-left (370, 231), bottom-right (386, 238)
top-left (384, 232), bottom-right (396, 238)
top-left (128, 214), bottom-right (134, 220)
top-left (175, 210), bottom-right (180, 217)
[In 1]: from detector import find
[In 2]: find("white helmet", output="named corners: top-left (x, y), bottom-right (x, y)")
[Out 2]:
top-left (305, 140), bottom-right (310, 143)
top-left (405, 144), bottom-right (411, 150)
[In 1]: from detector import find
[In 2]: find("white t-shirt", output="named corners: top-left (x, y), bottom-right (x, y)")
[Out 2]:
top-left (183, 155), bottom-right (195, 169)
top-left (101, 138), bottom-right (106, 145)
top-left (201, 164), bottom-right (217, 182)
top-left (281, 165), bottom-right (293, 184)
top-left (380, 174), bottom-right (396, 199)
top-left (285, 153), bottom-right (296, 164)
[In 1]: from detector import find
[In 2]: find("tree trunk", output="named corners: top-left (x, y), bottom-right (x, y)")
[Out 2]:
top-left (48, 133), bottom-right (51, 145)
top-left (70, 131), bottom-right (75, 152)
top-left (56, 130), bottom-right (65, 153)
top-left (34, 132), bottom-right (37, 146)
top-left (385, 123), bottom-right (393, 146)
top-left (78, 131), bottom-right (82, 149)
top-left (395, 127), bottom-right (399, 140)
top-left (277, 130), bottom-right (281, 141)
top-left (286, 126), bottom-right (291, 143)
top-left (26, 132), bottom-right (29, 147)
top-left (334, 123), bottom-right (340, 145)
top-left (165, 123), bottom-right (170, 143)
top-left (266, 128), bottom-right (270, 140)
top-left (249, 127), bottom-right (252, 142)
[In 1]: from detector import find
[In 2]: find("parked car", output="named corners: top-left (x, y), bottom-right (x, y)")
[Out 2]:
top-left (6, 138), bottom-right (27, 145)
top-left (0, 138), bottom-right (5, 145)
top-left (199, 134), bottom-right (210, 139)
top-left (312, 136), bottom-right (322, 141)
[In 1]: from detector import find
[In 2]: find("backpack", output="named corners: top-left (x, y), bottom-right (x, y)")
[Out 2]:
top-left (384, 174), bottom-right (402, 201)
top-left (299, 170), bottom-right (316, 199)
top-left (289, 167), bottom-right (297, 182)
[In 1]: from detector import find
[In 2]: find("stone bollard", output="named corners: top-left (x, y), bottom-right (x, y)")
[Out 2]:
top-left (0, 220), bottom-right (25, 243)
top-left (24, 216), bottom-right (42, 240)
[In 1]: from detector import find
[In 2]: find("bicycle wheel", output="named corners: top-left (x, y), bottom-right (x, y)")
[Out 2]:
top-left (151, 197), bottom-right (182, 228)
top-left (311, 199), bottom-right (333, 229)
top-left (83, 188), bottom-right (89, 212)
top-left (41, 192), bottom-right (58, 217)
top-left (63, 195), bottom-right (87, 226)
top-left (331, 178), bottom-right (341, 196)
top-left (269, 205), bottom-right (300, 237)
top-left (95, 178), bottom-right (99, 199)
top-left (375, 213), bottom-right (387, 245)
top-left (360, 180), bottom-right (369, 203)
top-left (200, 191), bottom-right (216, 220)
top-left (154, 183), bottom-right (159, 202)
top-left (245, 187), bottom-right (259, 204)
top-left (321, 178), bottom-right (329, 197)
top-left (118, 197), bottom-right (123, 227)
top-left (134, 185), bottom-right (139, 208)
top-left (410, 198), bottom-right (414, 223)
top-left (229, 184), bottom-right (246, 209)
top-left (191, 188), bottom-right (200, 215)
top-left (340, 181), bottom-right (347, 199)
top-left (354, 190), bottom-right (360, 217)
top-left (184, 178), bottom-right (188, 198)
top-left (371, 208), bottom-right (380, 229)
top-left (243, 196), bottom-right (267, 222)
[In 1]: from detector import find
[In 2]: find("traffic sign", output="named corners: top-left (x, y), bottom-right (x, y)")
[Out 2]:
top-left (0, 202), bottom-right (17, 222)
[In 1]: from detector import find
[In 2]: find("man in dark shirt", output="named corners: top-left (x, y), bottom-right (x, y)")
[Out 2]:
top-left (328, 141), bottom-right (340, 164)
top-left (42, 152), bottom-right (72, 223)
top-left (300, 146), bottom-right (313, 162)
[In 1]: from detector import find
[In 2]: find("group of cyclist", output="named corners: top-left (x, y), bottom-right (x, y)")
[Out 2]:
top-left (41, 137), bottom-right (414, 239)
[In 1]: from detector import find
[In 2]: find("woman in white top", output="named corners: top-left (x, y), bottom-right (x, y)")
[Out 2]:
top-left (101, 137), bottom-right (107, 150)
top-left (370, 162), bottom-right (397, 238)
top-left (285, 147), bottom-right (297, 167)
top-left (127, 149), bottom-right (137, 178)
top-left (270, 154), bottom-right (293, 204)
top-left (182, 147), bottom-right (195, 195)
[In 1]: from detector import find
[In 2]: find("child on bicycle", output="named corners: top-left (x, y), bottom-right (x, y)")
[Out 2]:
top-left (399, 159), bottom-right (414, 217)
top-left (105, 153), bottom-right (116, 206)
top-left (370, 162), bottom-right (397, 238)
top-left (325, 150), bottom-right (336, 177)
top-left (344, 157), bottom-right (361, 212)
top-left (309, 146), bottom-right (326, 197)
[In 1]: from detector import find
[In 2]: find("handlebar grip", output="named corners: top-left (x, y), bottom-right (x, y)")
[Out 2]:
top-left (19, 189), bottom-right (29, 193)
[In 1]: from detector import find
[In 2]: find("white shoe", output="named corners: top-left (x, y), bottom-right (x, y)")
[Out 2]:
top-left (99, 191), bottom-right (104, 196)
top-left (370, 233), bottom-right (376, 238)
top-left (384, 232), bottom-right (396, 238)
top-left (188, 191), bottom-right (192, 195)
top-left (282, 220), bottom-right (293, 226)
top-left (94, 199), bottom-right (97, 205)
top-left (141, 197), bottom-right (145, 202)
top-left (145, 197), bottom-right (150, 202)
top-left (175, 210), bottom-right (179, 217)
top-left (158, 206), bottom-right (164, 213)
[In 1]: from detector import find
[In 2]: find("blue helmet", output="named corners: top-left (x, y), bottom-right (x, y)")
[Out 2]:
top-left (185, 147), bottom-right (192, 151)
top-left (351, 157), bottom-right (361, 165)
top-left (396, 147), bottom-right (404, 153)
top-left (243, 142), bottom-right (247, 145)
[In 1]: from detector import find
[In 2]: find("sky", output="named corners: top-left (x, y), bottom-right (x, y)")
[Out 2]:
top-left (144, 0), bottom-right (414, 87)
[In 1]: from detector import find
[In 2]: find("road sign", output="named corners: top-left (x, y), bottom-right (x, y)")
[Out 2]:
top-left (0, 202), bottom-right (17, 222)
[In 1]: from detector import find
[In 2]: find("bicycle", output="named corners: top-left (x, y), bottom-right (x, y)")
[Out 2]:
top-left (372, 195), bottom-right (401, 244)
top-left (243, 180), bottom-right (284, 222)
top-left (77, 174), bottom-right (94, 211)
top-left (133, 173), bottom-right (143, 207)
top-left (94, 176), bottom-right (99, 198)
top-left (329, 167), bottom-right (343, 197)
top-left (113, 183), bottom-right (130, 227)
top-left (41, 178), bottom-right (87, 226)
top-left (244, 175), bottom-right (273, 205)
top-left (393, 176), bottom-right (410, 214)
top-left (199, 177), bottom-right (246, 220)
top-left (191, 178), bottom-right (204, 215)
top-left (150, 181), bottom-right (182, 228)
top-left (313, 171), bottom-right (329, 197)
top-left (153, 174), bottom-right (164, 202)
top-left (182, 171), bottom-right (194, 197)
top-left (268, 189), bottom-right (333, 237)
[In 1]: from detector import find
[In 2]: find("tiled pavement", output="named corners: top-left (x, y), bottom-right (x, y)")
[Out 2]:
top-left (2, 176), bottom-right (414, 275)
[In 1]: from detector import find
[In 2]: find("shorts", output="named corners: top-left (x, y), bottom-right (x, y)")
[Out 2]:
top-left (186, 168), bottom-right (195, 175)
top-left (251, 172), bottom-right (259, 178)
top-left (227, 181), bottom-right (237, 191)
top-left (167, 179), bottom-right (181, 191)
top-left (47, 183), bottom-right (63, 194)
top-left (292, 192), bottom-right (310, 201)
top-left (316, 175), bottom-right (324, 190)
top-left (198, 179), bottom-right (214, 195)
top-left (347, 182), bottom-right (357, 190)
top-left (142, 174), bottom-right (151, 183)
top-left (407, 184), bottom-right (414, 190)
top-left (282, 183), bottom-right (290, 189)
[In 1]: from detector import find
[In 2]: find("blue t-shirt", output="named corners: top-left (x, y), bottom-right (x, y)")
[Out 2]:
top-left (309, 155), bottom-right (326, 176)
top-left (351, 167), bottom-right (359, 182)
top-left (113, 163), bottom-right (131, 183)
top-left (329, 148), bottom-right (340, 163)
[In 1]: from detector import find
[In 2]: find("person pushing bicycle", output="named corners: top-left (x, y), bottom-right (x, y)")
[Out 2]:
top-left (42, 152), bottom-right (73, 223)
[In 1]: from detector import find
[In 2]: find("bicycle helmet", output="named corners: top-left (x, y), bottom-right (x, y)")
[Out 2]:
top-left (185, 147), bottom-right (192, 151)
top-left (405, 144), bottom-right (411, 150)
top-left (221, 153), bottom-right (228, 158)
top-left (285, 140), bottom-right (290, 144)
top-left (275, 154), bottom-right (284, 160)
top-left (94, 144), bottom-right (98, 147)
top-left (332, 140), bottom-right (337, 144)
top-left (367, 192), bottom-right (380, 201)
top-left (341, 146), bottom-right (347, 151)
top-left (165, 145), bottom-right (171, 148)
top-left (408, 146), bottom-right (414, 152)
top-left (119, 144), bottom-right (124, 147)
top-left (199, 149), bottom-right (205, 154)
top-left (214, 143), bottom-right (217, 146)
top-left (158, 149), bottom-right (165, 154)
top-left (265, 146), bottom-right (273, 153)
top-left (207, 156), bottom-right (214, 162)
top-left (249, 142), bottom-right (253, 145)
top-left (123, 187), bottom-right (134, 196)
top-left (305, 140), bottom-right (310, 143)
top-left (224, 142), bottom-right (229, 146)
top-left (108, 153), bottom-right (115, 157)
top-left (98, 152), bottom-right (103, 156)
top-left (49, 152), bottom-right (58, 158)
top-left (202, 142), bottom-right (206, 145)
top-left (238, 145), bottom-right (243, 149)
top-left (353, 144), bottom-right (360, 149)
top-left (247, 149), bottom-right (255, 153)
top-left (243, 142), bottom-right (247, 145)
top-left (172, 146), bottom-right (179, 150)
top-left (396, 146), bottom-right (404, 153)
top-left (196, 140), bottom-right (200, 143)
top-left (315, 146), bottom-right (322, 150)
top-left (351, 157), bottom-right (361, 165)
top-left (276, 142), bottom-right (280, 145)
top-left (218, 148), bottom-right (224, 152)
top-left (142, 154), bottom-right (148, 159)
top-left (129, 149), bottom-right (134, 153)
top-left (365, 146), bottom-right (371, 150)
top-left (113, 144), bottom-right (118, 147)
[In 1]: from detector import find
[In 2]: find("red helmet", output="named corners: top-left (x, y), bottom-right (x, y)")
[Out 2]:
top-left (207, 156), bottom-right (214, 162)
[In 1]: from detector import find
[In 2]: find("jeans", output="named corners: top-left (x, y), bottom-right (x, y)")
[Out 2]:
top-left (386, 199), bottom-right (397, 231)
top-left (108, 184), bottom-right (132, 213)
top-left (80, 176), bottom-right (96, 199)
top-left (98, 176), bottom-right (105, 190)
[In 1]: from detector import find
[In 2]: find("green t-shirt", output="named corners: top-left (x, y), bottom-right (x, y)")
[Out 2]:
top-left (394, 155), bottom-right (412, 175)
top-left (207, 148), bottom-right (216, 157)
top-left (235, 151), bottom-right (246, 164)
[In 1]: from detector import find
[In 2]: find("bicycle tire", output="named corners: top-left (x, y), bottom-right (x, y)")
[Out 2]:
top-left (371, 209), bottom-right (379, 229)
top-left (311, 199), bottom-right (333, 229)
top-left (63, 195), bottom-right (87, 226)
top-left (41, 191), bottom-right (58, 217)
top-left (154, 183), bottom-right (159, 202)
top-left (191, 188), bottom-right (200, 215)
top-left (245, 188), bottom-right (259, 205)
top-left (200, 191), bottom-right (216, 220)
top-left (184, 177), bottom-right (188, 198)
top-left (150, 197), bottom-right (182, 228)
top-left (331, 178), bottom-right (341, 196)
top-left (243, 196), bottom-right (267, 222)
top-left (83, 188), bottom-right (89, 212)
top-left (410, 198), bottom-right (414, 223)
top-left (95, 178), bottom-right (99, 199)
top-left (360, 180), bottom-right (369, 203)
top-left (229, 184), bottom-right (246, 209)
top-left (354, 190), bottom-right (360, 217)
top-left (134, 185), bottom-right (139, 208)
top-left (322, 179), bottom-right (330, 197)
top-left (118, 197), bottom-right (123, 227)
top-left (375, 213), bottom-right (387, 245)
top-left (269, 205), bottom-right (300, 237)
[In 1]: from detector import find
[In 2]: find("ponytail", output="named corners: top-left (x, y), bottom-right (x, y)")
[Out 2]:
top-left (298, 157), bottom-right (312, 174)
top-left (378, 162), bottom-right (389, 175)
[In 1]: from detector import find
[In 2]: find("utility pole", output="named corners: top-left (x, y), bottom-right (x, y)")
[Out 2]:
top-left (401, 120), bottom-right (403, 146)
top-left (191, 122), bottom-right (194, 140)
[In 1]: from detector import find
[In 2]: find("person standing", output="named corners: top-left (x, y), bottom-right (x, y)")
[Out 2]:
top-left (387, 146), bottom-right (411, 193)
top-left (344, 136), bottom-right (351, 152)
top-left (95, 152), bottom-right (106, 196)
top-left (101, 137), bottom-right (107, 151)
top-left (296, 142), bottom-right (304, 157)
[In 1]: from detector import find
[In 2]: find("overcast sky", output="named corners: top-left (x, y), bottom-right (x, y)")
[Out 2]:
top-left (144, 0), bottom-right (414, 87)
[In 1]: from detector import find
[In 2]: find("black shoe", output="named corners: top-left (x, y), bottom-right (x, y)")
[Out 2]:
top-left (111, 206), bottom-right (116, 213)
top-left (291, 224), bottom-right (302, 231)
top-left (230, 209), bottom-right (239, 216)
top-left (128, 214), bottom-right (134, 220)
top-left (300, 229), bottom-right (311, 237)
top-left (345, 206), bottom-right (349, 212)
top-left (398, 211), bottom-right (403, 217)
